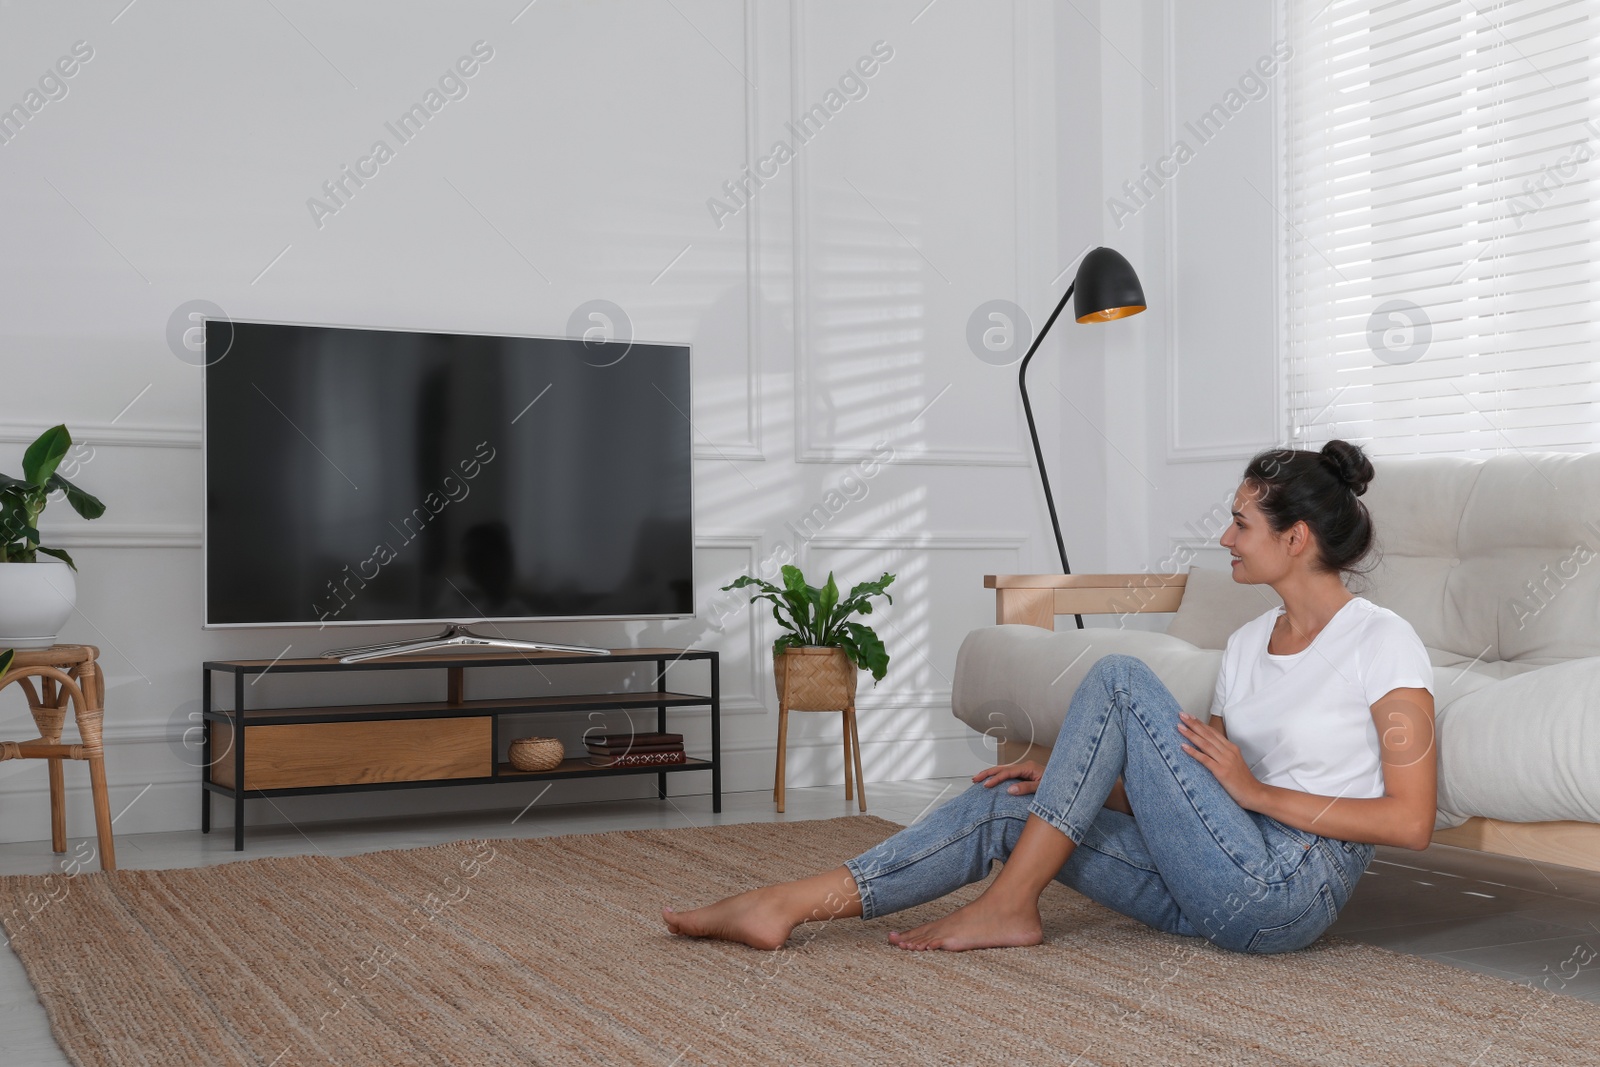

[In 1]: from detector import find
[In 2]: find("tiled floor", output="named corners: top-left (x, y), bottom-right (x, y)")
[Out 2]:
top-left (1, 775), bottom-right (1596, 1065)
top-left (1329, 835), bottom-right (1600, 1000)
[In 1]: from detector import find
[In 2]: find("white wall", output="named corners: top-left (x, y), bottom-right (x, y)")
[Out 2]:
top-left (0, 1), bottom-right (1107, 842)
top-left (1093, 0), bottom-right (1284, 582)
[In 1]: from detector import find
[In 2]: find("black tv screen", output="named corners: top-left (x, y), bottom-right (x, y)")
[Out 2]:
top-left (203, 320), bottom-right (694, 627)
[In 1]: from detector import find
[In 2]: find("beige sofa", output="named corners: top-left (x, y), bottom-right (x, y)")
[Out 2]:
top-left (953, 452), bottom-right (1600, 873)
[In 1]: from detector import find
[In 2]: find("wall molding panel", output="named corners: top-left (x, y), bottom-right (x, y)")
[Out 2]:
top-left (1159, 0), bottom-right (1282, 464)
top-left (0, 421), bottom-right (201, 449)
top-left (38, 524), bottom-right (202, 549)
top-left (789, 0), bottom-right (1038, 468)
top-left (695, 528), bottom-right (769, 709)
top-left (696, 0), bottom-right (767, 463)
top-left (800, 532), bottom-right (1029, 553)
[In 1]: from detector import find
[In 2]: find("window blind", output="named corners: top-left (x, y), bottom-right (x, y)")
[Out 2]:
top-left (1284, 0), bottom-right (1600, 455)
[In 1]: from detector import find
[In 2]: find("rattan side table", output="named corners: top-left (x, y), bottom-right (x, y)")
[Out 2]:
top-left (0, 644), bottom-right (115, 870)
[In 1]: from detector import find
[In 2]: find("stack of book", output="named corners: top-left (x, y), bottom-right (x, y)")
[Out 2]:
top-left (584, 731), bottom-right (686, 768)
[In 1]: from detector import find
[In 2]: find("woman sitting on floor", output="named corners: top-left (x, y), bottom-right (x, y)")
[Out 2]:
top-left (663, 440), bottom-right (1437, 955)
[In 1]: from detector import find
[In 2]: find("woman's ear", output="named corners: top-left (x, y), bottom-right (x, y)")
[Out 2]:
top-left (1285, 519), bottom-right (1313, 557)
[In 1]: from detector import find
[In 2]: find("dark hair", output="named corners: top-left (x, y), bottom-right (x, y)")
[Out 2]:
top-left (1241, 440), bottom-right (1377, 578)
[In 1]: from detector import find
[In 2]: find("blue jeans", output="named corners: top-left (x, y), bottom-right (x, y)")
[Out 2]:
top-left (843, 654), bottom-right (1377, 954)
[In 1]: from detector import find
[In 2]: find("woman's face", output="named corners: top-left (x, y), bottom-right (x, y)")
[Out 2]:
top-left (1219, 480), bottom-right (1303, 583)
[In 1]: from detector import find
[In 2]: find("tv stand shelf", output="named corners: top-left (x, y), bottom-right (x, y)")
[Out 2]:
top-left (201, 647), bottom-right (720, 851)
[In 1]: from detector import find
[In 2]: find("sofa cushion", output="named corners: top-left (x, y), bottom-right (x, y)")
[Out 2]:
top-left (1362, 452), bottom-right (1600, 666)
top-left (1434, 656), bottom-right (1600, 827)
top-left (952, 626), bottom-right (1222, 752)
top-left (1357, 455), bottom-right (1487, 660)
top-left (1428, 649), bottom-right (1544, 681)
top-left (1162, 566), bottom-right (1282, 651)
top-left (1430, 664), bottom-right (1499, 707)
top-left (1460, 454), bottom-right (1600, 665)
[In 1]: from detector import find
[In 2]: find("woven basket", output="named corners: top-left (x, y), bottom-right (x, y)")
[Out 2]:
top-left (774, 647), bottom-right (858, 711)
top-left (508, 736), bottom-right (565, 772)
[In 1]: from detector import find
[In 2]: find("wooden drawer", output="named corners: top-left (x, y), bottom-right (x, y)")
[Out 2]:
top-left (209, 717), bottom-right (492, 790)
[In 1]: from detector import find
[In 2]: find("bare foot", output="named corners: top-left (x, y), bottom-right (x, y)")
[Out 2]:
top-left (887, 893), bottom-right (1043, 952)
top-left (662, 887), bottom-right (797, 951)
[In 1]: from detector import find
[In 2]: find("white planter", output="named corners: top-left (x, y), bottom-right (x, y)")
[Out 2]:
top-left (0, 560), bottom-right (77, 648)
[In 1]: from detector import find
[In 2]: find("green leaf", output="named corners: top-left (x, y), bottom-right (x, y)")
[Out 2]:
top-left (1, 483), bottom-right (36, 515)
top-left (780, 565), bottom-right (821, 643)
top-left (0, 648), bottom-right (13, 680)
top-left (843, 572), bottom-right (896, 608)
top-left (755, 589), bottom-right (806, 640)
top-left (843, 622), bottom-right (891, 683)
top-left (787, 592), bottom-right (814, 642)
top-left (780, 564), bottom-right (808, 596)
top-left (819, 571), bottom-right (839, 615)
top-left (36, 545), bottom-right (76, 570)
top-left (841, 598), bottom-right (874, 619)
top-left (47, 473), bottom-right (105, 521)
top-left (769, 602), bottom-right (803, 636)
top-left (22, 425), bottom-right (71, 488)
top-left (817, 572), bottom-right (840, 640)
top-left (0, 490), bottom-right (41, 549)
top-left (725, 573), bottom-right (808, 637)
top-left (0, 494), bottom-right (31, 545)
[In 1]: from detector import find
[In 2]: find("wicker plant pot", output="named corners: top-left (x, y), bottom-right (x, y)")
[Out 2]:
top-left (773, 646), bottom-right (858, 711)
top-left (508, 736), bottom-right (565, 772)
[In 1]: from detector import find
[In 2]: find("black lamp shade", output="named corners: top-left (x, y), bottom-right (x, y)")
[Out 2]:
top-left (1073, 247), bottom-right (1147, 323)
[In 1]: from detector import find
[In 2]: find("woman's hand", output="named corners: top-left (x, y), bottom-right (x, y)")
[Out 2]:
top-left (971, 759), bottom-right (1044, 796)
top-left (1177, 711), bottom-right (1263, 808)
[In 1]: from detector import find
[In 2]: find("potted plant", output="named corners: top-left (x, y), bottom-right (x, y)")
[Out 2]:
top-left (722, 564), bottom-right (895, 710)
top-left (0, 425), bottom-right (106, 648)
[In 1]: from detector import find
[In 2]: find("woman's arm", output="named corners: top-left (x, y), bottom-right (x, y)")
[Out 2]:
top-left (1177, 688), bottom-right (1437, 850)
top-left (1256, 686), bottom-right (1436, 849)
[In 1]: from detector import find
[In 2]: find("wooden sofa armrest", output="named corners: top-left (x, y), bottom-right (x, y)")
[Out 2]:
top-left (984, 573), bottom-right (1188, 629)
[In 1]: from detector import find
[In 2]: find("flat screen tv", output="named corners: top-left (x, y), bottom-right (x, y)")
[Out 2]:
top-left (203, 320), bottom-right (694, 630)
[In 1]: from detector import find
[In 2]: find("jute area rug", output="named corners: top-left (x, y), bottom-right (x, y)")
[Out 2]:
top-left (0, 815), bottom-right (1594, 1066)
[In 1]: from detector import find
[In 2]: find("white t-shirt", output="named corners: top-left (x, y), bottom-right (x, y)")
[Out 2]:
top-left (1210, 597), bottom-right (1433, 801)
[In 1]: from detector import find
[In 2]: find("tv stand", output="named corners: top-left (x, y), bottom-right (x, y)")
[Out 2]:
top-left (322, 624), bottom-right (611, 664)
top-left (202, 647), bottom-right (719, 851)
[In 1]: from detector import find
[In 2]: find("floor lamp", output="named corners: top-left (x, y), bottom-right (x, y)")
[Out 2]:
top-left (1017, 246), bottom-right (1147, 629)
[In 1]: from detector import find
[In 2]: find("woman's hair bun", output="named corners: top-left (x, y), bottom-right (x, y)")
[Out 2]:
top-left (1319, 439), bottom-right (1374, 496)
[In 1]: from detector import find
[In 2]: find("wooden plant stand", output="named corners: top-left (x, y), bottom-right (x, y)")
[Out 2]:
top-left (0, 644), bottom-right (116, 870)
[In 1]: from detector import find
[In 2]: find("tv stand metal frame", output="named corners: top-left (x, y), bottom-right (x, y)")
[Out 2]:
top-left (322, 623), bottom-right (611, 663)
